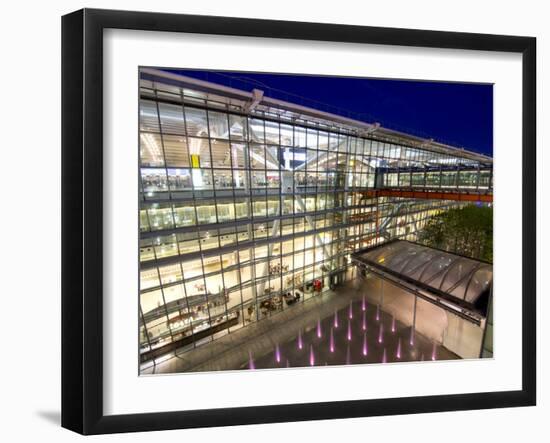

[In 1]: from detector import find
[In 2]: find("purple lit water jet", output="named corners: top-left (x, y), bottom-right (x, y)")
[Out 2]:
top-left (378, 323), bottom-right (384, 344)
top-left (431, 343), bottom-right (437, 361)
top-left (309, 345), bottom-right (315, 366)
top-left (396, 338), bottom-right (402, 359)
top-left (316, 319), bottom-right (322, 338)
top-left (382, 348), bottom-right (387, 363)
top-left (334, 310), bottom-right (339, 328)
top-left (347, 319), bottom-right (352, 341)
top-left (248, 351), bottom-right (255, 370)
top-left (348, 301), bottom-right (353, 319)
top-left (362, 311), bottom-right (367, 331)
top-left (297, 330), bottom-right (303, 350)
top-left (330, 327), bottom-right (335, 353)
top-left (361, 295), bottom-right (366, 311)
top-left (376, 304), bottom-right (380, 321)
top-left (346, 344), bottom-right (351, 365)
top-left (391, 316), bottom-right (396, 333)
top-left (275, 344), bottom-right (281, 363)
top-left (362, 333), bottom-right (368, 356)
top-left (409, 328), bottom-right (415, 346)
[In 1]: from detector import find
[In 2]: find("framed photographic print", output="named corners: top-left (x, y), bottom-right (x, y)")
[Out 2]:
top-left (61, 8), bottom-right (536, 435)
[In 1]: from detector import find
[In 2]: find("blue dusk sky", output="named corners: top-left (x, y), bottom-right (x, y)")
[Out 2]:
top-left (165, 69), bottom-right (493, 157)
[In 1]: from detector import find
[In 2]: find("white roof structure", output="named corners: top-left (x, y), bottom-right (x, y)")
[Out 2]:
top-left (140, 68), bottom-right (493, 166)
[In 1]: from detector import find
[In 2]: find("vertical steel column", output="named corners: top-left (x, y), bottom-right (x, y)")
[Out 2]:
top-left (412, 294), bottom-right (418, 333)
top-left (380, 276), bottom-right (385, 307)
top-left (243, 119), bottom-right (259, 321)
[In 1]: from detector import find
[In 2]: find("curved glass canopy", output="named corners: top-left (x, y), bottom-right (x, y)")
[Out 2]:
top-left (354, 240), bottom-right (492, 307)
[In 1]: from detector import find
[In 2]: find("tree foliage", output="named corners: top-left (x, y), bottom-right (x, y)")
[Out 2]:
top-left (417, 205), bottom-right (493, 263)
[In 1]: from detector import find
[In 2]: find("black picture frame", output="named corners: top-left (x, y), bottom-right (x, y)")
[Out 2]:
top-left (61, 8), bottom-right (536, 435)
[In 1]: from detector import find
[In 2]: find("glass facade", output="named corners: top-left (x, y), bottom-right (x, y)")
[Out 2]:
top-left (138, 70), bottom-right (493, 368)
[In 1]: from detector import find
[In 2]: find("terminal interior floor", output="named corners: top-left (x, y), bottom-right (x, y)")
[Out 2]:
top-left (142, 275), bottom-right (459, 374)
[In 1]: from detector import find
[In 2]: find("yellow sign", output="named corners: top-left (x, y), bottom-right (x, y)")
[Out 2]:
top-left (191, 154), bottom-right (200, 168)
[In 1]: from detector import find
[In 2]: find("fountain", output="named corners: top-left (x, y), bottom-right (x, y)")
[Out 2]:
top-left (362, 332), bottom-right (368, 356)
top-left (361, 295), bottom-right (366, 312)
top-left (382, 347), bottom-right (387, 363)
top-left (409, 327), bottom-right (415, 346)
top-left (378, 323), bottom-right (384, 344)
top-left (309, 345), bottom-right (315, 366)
top-left (396, 337), bottom-right (402, 359)
top-left (431, 343), bottom-right (437, 361)
top-left (346, 344), bottom-right (351, 365)
top-left (330, 327), bottom-right (335, 353)
top-left (348, 301), bottom-right (353, 319)
top-left (362, 311), bottom-right (367, 331)
top-left (316, 319), bottom-right (322, 338)
top-left (347, 319), bottom-right (352, 341)
top-left (248, 351), bottom-right (255, 370)
top-left (275, 344), bottom-right (281, 363)
top-left (391, 315), bottom-right (396, 333)
top-left (376, 304), bottom-right (380, 321)
top-left (297, 330), bottom-right (303, 350)
top-left (334, 310), bottom-right (339, 328)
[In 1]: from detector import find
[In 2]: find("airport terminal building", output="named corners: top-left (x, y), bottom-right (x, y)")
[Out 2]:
top-left (138, 69), bottom-right (493, 370)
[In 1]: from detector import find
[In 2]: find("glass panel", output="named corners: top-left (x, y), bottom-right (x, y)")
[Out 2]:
top-left (210, 140), bottom-right (231, 168)
top-left (465, 266), bottom-right (492, 303)
top-left (295, 127), bottom-right (306, 147)
top-left (306, 128), bottom-right (318, 148)
top-left (153, 235), bottom-right (179, 260)
top-left (196, 201), bottom-right (217, 224)
top-left (280, 124), bottom-right (293, 146)
top-left (147, 203), bottom-right (174, 231)
top-left (439, 259), bottom-right (478, 292)
top-left (213, 169), bottom-right (234, 190)
top-left (173, 205), bottom-right (196, 227)
top-left (231, 143), bottom-right (245, 169)
top-left (229, 114), bottom-right (246, 140)
top-left (139, 100), bottom-right (160, 132)
top-left (249, 119), bottom-right (265, 142)
top-left (140, 269), bottom-right (160, 291)
top-left (208, 110), bottom-right (229, 139)
top-left (185, 107), bottom-right (209, 136)
top-left (140, 133), bottom-right (164, 167)
top-left (200, 229), bottom-right (219, 251)
top-left (141, 168), bottom-right (168, 193)
top-left (167, 168), bottom-right (192, 191)
top-left (250, 144), bottom-right (266, 169)
top-left (158, 102), bottom-right (185, 135)
top-left (318, 131), bottom-right (329, 150)
top-left (419, 255), bottom-right (455, 284)
top-left (158, 264), bottom-right (183, 285)
top-left (139, 210), bottom-right (150, 232)
top-left (187, 137), bottom-right (211, 167)
top-left (163, 135), bottom-right (189, 167)
top-left (140, 288), bottom-right (164, 313)
top-left (264, 121), bottom-right (280, 144)
top-left (181, 258), bottom-right (204, 280)
top-left (404, 253), bottom-right (436, 280)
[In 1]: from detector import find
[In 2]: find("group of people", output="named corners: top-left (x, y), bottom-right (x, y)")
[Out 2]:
top-left (268, 262), bottom-right (290, 275)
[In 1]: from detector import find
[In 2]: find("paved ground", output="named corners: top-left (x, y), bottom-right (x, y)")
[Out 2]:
top-left (142, 276), bottom-right (458, 375)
